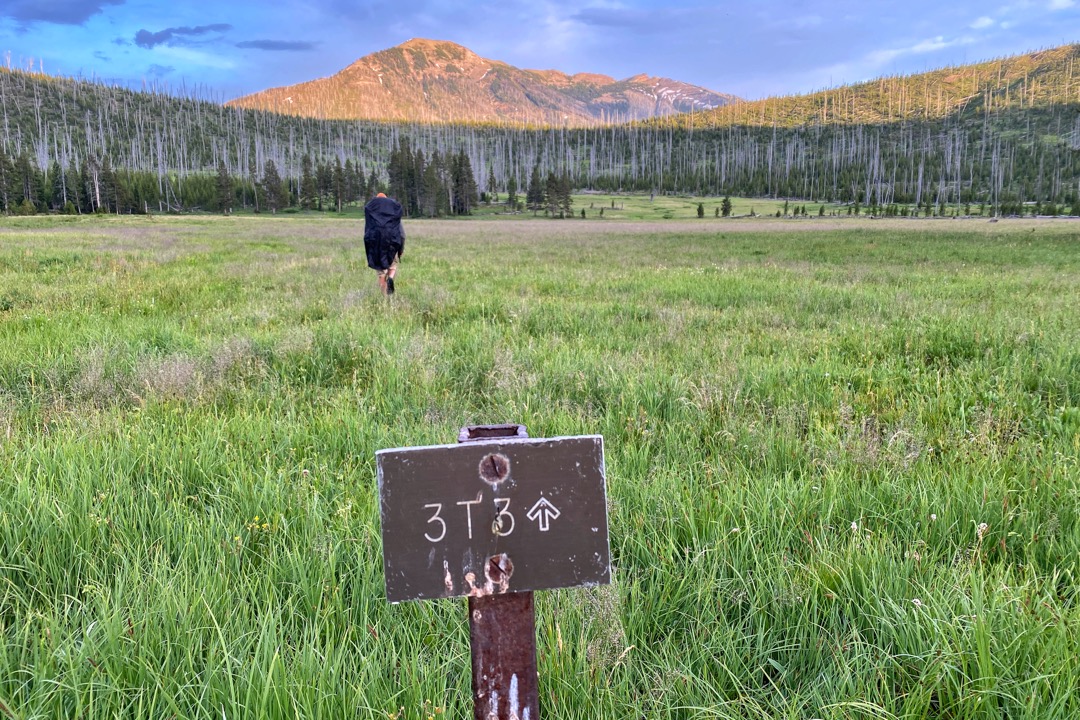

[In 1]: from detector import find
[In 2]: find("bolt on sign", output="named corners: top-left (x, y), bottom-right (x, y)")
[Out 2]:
top-left (376, 435), bottom-right (610, 603)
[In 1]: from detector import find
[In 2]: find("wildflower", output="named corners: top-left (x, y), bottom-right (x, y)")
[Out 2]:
top-left (930, 513), bottom-right (937, 522)
top-left (850, 521), bottom-right (858, 533)
top-left (912, 598), bottom-right (923, 608)
top-left (731, 527), bottom-right (740, 534)
top-left (976, 522), bottom-right (989, 541)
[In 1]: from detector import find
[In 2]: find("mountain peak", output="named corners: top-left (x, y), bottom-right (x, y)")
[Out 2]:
top-left (228, 40), bottom-right (740, 125)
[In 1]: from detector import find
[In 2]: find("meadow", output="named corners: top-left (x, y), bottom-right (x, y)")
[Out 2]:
top-left (0, 212), bottom-right (1078, 719)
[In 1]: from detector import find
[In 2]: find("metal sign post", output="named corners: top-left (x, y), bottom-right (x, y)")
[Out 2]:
top-left (376, 424), bottom-right (610, 720)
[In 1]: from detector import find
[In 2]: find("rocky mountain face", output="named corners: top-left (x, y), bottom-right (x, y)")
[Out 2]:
top-left (226, 39), bottom-right (740, 125)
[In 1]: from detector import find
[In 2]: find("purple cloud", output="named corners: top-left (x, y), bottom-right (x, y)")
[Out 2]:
top-left (1, 0), bottom-right (124, 25)
top-left (134, 24), bottom-right (232, 49)
top-left (235, 40), bottom-right (319, 52)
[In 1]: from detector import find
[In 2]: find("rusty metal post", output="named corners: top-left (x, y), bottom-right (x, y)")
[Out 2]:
top-left (459, 424), bottom-right (539, 720)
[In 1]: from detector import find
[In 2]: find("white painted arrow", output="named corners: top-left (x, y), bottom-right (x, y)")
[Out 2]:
top-left (526, 496), bottom-right (561, 532)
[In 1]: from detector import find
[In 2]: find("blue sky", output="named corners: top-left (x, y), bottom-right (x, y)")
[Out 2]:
top-left (1, 0), bottom-right (1077, 101)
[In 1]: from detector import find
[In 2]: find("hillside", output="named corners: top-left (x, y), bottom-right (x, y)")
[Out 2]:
top-left (226, 38), bottom-right (739, 125)
top-left (668, 43), bottom-right (1080, 129)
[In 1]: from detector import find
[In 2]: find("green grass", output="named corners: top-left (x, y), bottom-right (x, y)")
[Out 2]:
top-left (1, 213), bottom-right (1078, 719)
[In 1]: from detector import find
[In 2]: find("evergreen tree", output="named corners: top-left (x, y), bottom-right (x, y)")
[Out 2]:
top-left (344, 158), bottom-right (359, 206)
top-left (49, 160), bottom-right (67, 210)
top-left (526, 162), bottom-right (544, 212)
top-left (544, 172), bottom-right (559, 216)
top-left (506, 176), bottom-right (517, 211)
top-left (316, 160), bottom-right (333, 211)
top-left (559, 174), bottom-right (572, 216)
top-left (332, 157), bottom-right (345, 212)
top-left (486, 164), bottom-right (498, 203)
top-left (216, 160), bottom-right (233, 214)
top-left (300, 154), bottom-right (317, 210)
top-left (422, 150), bottom-right (448, 217)
top-left (450, 150), bottom-right (478, 215)
top-left (261, 159), bottom-right (287, 213)
top-left (0, 146), bottom-right (12, 212)
top-left (99, 156), bottom-right (118, 213)
top-left (721, 196), bottom-right (733, 217)
top-left (697, 202), bottom-right (705, 218)
top-left (14, 152), bottom-right (37, 208)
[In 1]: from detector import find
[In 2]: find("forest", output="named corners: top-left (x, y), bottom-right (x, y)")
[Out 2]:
top-left (1, 44), bottom-right (1079, 216)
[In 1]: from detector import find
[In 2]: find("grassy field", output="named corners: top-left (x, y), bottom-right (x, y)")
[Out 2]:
top-left (0, 213), bottom-right (1078, 719)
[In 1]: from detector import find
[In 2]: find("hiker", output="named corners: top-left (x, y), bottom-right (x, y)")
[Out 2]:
top-left (364, 192), bottom-right (405, 295)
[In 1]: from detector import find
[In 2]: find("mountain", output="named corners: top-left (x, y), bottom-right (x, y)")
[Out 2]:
top-left (226, 38), bottom-right (740, 125)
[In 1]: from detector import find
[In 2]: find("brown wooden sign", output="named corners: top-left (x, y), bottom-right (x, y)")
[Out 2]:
top-left (377, 435), bottom-right (610, 603)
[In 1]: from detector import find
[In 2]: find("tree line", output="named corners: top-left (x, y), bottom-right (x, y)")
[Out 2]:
top-left (1, 67), bottom-right (1079, 216)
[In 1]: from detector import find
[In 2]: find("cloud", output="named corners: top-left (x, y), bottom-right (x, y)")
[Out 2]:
top-left (236, 40), bottom-right (318, 52)
top-left (146, 64), bottom-right (175, 78)
top-left (154, 46), bottom-right (236, 70)
top-left (1, 0), bottom-right (124, 26)
top-left (970, 16), bottom-right (995, 28)
top-left (134, 24), bottom-right (232, 49)
top-left (571, 5), bottom-right (700, 33)
top-left (1048, 0), bottom-right (1074, 8)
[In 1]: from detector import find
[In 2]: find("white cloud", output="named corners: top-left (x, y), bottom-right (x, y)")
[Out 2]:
top-left (970, 16), bottom-right (995, 28)
top-left (154, 45), bottom-right (235, 70)
top-left (812, 33), bottom-right (977, 89)
top-left (1049, 0), bottom-right (1074, 9)
top-left (910, 36), bottom-right (960, 53)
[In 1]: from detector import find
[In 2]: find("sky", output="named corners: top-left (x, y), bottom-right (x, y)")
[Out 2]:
top-left (1, 0), bottom-right (1078, 102)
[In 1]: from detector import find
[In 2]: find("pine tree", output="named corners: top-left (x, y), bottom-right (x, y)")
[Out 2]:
top-left (721, 196), bottom-right (732, 217)
top-left (506, 176), bottom-right (517, 211)
top-left (0, 146), bottom-right (14, 213)
top-left (344, 158), bottom-right (359, 205)
top-left (559, 174), bottom-right (572, 216)
top-left (697, 202), bottom-right (705, 218)
top-left (261, 159), bottom-right (287, 214)
top-left (216, 160), bottom-right (233, 214)
top-left (450, 150), bottom-right (478, 215)
top-left (544, 172), bottom-right (559, 216)
top-left (316, 160), bottom-right (333, 211)
top-left (526, 162), bottom-right (544, 212)
top-left (332, 157), bottom-right (345, 213)
top-left (99, 156), bottom-right (117, 213)
top-left (486, 164), bottom-right (498, 204)
top-left (300, 154), bottom-right (317, 210)
top-left (14, 152), bottom-right (37, 208)
top-left (422, 150), bottom-right (447, 217)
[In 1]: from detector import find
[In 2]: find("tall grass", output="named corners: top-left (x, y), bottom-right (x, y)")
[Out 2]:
top-left (1, 214), bottom-right (1078, 718)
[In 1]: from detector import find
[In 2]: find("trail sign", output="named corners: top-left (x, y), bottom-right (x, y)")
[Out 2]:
top-left (377, 435), bottom-right (610, 603)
